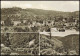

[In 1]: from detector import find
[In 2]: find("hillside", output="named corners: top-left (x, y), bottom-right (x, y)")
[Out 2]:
top-left (1, 7), bottom-right (79, 21)
top-left (40, 35), bottom-right (63, 49)
top-left (40, 34), bottom-right (79, 54)
top-left (1, 33), bottom-right (39, 48)
top-left (55, 34), bottom-right (79, 54)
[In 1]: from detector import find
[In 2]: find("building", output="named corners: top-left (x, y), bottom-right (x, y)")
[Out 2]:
top-left (23, 20), bottom-right (27, 23)
top-left (45, 20), bottom-right (54, 26)
top-left (51, 28), bottom-right (58, 32)
top-left (1, 21), bottom-right (4, 25)
top-left (12, 21), bottom-right (21, 26)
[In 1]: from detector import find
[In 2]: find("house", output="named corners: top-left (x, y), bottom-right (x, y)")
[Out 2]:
top-left (64, 22), bottom-right (75, 27)
top-left (67, 18), bottom-right (75, 23)
top-left (45, 20), bottom-right (54, 26)
top-left (55, 16), bottom-right (63, 22)
top-left (1, 44), bottom-right (5, 48)
top-left (64, 23), bottom-right (70, 26)
top-left (63, 18), bottom-right (67, 22)
top-left (51, 28), bottom-right (58, 32)
top-left (12, 21), bottom-right (21, 26)
top-left (23, 20), bottom-right (27, 23)
top-left (42, 21), bottom-right (46, 26)
top-left (1, 21), bottom-right (4, 25)
top-left (31, 21), bottom-right (36, 27)
top-left (54, 22), bottom-right (64, 27)
top-left (58, 28), bottom-right (65, 32)
top-left (35, 23), bottom-right (42, 27)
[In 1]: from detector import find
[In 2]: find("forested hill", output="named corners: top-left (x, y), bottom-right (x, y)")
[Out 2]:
top-left (1, 7), bottom-right (79, 21)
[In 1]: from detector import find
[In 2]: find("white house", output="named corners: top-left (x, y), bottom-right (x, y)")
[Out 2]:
top-left (12, 21), bottom-right (21, 26)
top-left (51, 28), bottom-right (58, 32)
top-left (1, 21), bottom-right (4, 25)
top-left (1, 44), bottom-right (5, 48)
top-left (23, 20), bottom-right (27, 23)
top-left (46, 20), bottom-right (54, 26)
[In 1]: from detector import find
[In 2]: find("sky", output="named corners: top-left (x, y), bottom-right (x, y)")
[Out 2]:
top-left (1, 1), bottom-right (79, 12)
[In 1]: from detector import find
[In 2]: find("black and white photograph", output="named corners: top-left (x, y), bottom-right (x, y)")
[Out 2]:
top-left (1, 1), bottom-right (79, 55)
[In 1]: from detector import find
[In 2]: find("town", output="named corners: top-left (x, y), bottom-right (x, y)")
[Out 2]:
top-left (1, 7), bottom-right (79, 55)
top-left (1, 15), bottom-right (79, 32)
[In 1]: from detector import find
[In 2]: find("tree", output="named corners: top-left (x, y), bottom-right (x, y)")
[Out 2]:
top-left (6, 33), bottom-right (11, 47)
top-left (4, 27), bottom-right (8, 31)
top-left (4, 16), bottom-right (12, 26)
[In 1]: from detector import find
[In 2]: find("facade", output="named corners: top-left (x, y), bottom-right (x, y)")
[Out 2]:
top-left (1, 21), bottom-right (4, 25)
top-left (45, 20), bottom-right (54, 26)
top-left (12, 21), bottom-right (21, 26)
top-left (51, 28), bottom-right (58, 32)
top-left (23, 20), bottom-right (27, 23)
